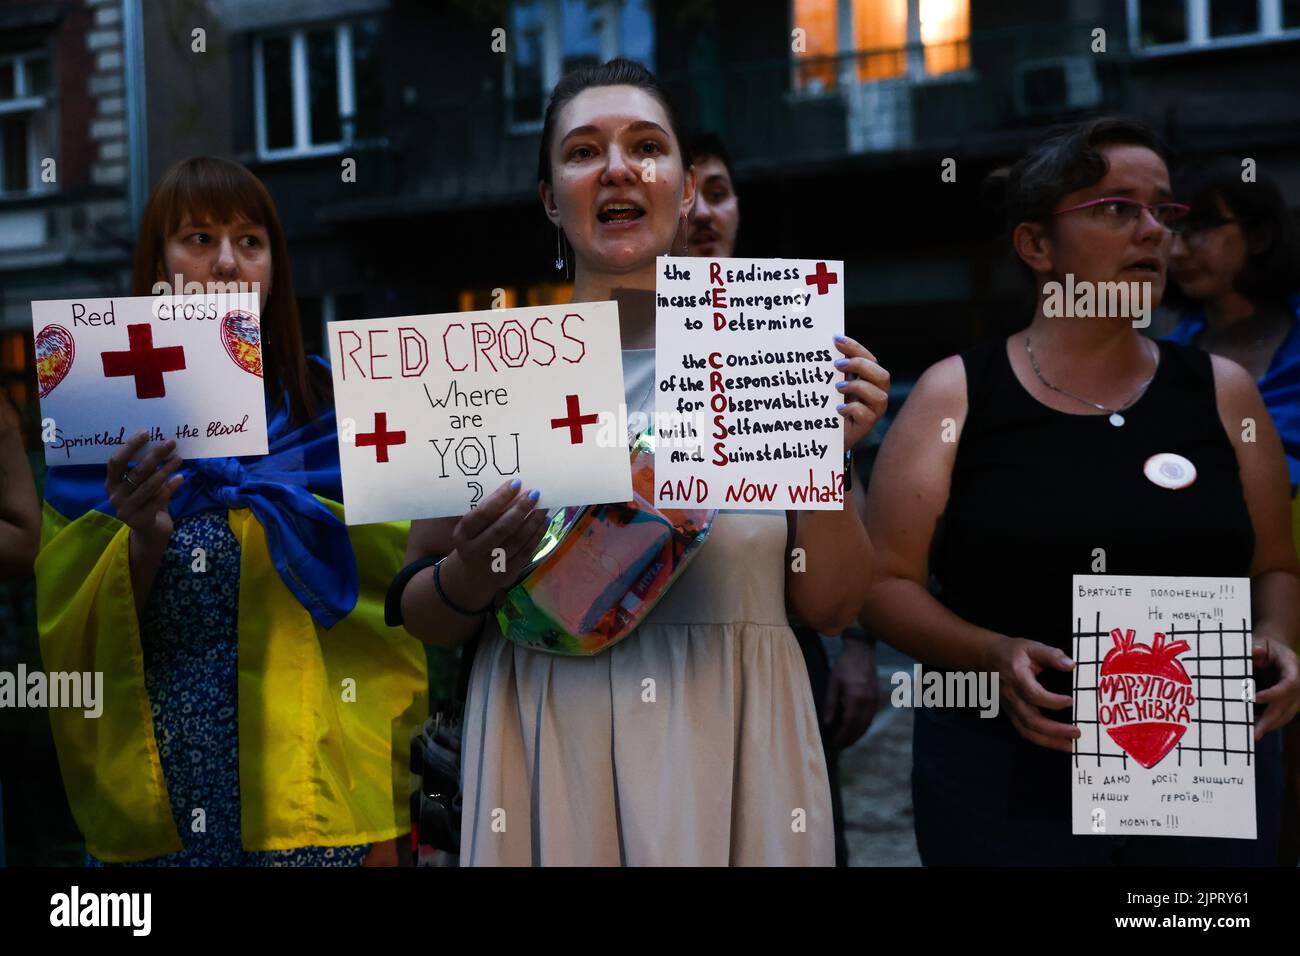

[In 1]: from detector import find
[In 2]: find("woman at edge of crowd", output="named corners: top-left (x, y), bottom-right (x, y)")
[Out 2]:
top-left (36, 157), bottom-right (427, 865)
top-left (1165, 163), bottom-right (1300, 864)
top-left (393, 58), bottom-right (889, 866)
top-left (861, 116), bottom-right (1300, 865)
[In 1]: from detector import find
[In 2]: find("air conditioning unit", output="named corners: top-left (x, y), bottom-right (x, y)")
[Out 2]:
top-left (1013, 56), bottom-right (1102, 119)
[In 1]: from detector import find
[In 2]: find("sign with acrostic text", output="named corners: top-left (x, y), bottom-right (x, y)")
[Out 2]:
top-left (653, 256), bottom-right (845, 510)
top-left (1071, 575), bottom-right (1256, 840)
top-left (32, 292), bottom-right (268, 465)
top-left (328, 301), bottom-right (632, 524)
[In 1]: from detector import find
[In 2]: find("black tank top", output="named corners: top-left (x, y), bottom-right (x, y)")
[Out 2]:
top-left (932, 338), bottom-right (1255, 704)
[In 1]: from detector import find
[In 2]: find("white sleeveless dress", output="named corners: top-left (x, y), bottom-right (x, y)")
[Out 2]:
top-left (458, 348), bottom-right (834, 865)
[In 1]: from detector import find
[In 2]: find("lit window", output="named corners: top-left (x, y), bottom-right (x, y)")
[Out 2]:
top-left (0, 51), bottom-right (54, 197)
top-left (854, 0), bottom-right (907, 82)
top-left (459, 288), bottom-right (520, 312)
top-left (253, 19), bottom-right (383, 160)
top-left (920, 0), bottom-right (970, 74)
top-left (791, 0), bottom-right (839, 92)
top-left (457, 285), bottom-right (573, 310)
top-left (791, 0), bottom-right (969, 93)
top-left (506, 0), bottom-right (656, 129)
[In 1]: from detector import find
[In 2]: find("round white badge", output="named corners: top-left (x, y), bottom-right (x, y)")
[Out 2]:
top-left (1144, 453), bottom-right (1197, 490)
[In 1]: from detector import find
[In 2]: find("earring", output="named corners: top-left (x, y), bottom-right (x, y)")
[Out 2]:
top-left (555, 226), bottom-right (566, 272)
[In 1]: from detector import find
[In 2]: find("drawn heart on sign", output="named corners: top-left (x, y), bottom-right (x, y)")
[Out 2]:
top-left (35, 324), bottom-right (75, 398)
top-left (220, 309), bottom-right (263, 378)
top-left (1098, 628), bottom-right (1196, 769)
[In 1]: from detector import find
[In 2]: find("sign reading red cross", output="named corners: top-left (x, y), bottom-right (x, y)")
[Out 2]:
top-left (356, 411), bottom-right (407, 463)
top-left (806, 261), bottom-right (838, 295)
top-left (550, 393), bottom-right (599, 444)
top-left (100, 323), bottom-right (187, 399)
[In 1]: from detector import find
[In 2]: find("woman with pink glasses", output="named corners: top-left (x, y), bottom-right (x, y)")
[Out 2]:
top-left (862, 117), bottom-right (1300, 865)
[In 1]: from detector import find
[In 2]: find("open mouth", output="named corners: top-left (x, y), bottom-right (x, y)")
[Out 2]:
top-left (1124, 259), bottom-right (1161, 274)
top-left (597, 202), bottom-right (645, 224)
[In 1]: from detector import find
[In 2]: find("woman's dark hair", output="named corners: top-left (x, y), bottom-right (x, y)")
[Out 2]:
top-left (1168, 160), bottom-right (1300, 309)
top-left (131, 157), bottom-right (330, 427)
top-left (986, 116), bottom-right (1171, 234)
top-left (537, 57), bottom-right (691, 185)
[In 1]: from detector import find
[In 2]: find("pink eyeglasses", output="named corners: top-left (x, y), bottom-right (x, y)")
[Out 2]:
top-left (1054, 196), bottom-right (1192, 232)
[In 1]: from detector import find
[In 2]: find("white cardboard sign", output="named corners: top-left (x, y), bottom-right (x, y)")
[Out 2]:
top-left (32, 292), bottom-right (268, 465)
top-left (653, 256), bottom-right (845, 510)
top-left (328, 301), bottom-right (632, 524)
top-left (1071, 574), bottom-right (1256, 840)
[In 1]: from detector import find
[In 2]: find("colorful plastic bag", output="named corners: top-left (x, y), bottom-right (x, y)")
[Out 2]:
top-left (496, 428), bottom-right (715, 655)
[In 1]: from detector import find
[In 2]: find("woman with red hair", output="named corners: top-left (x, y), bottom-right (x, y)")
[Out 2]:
top-left (37, 157), bottom-right (426, 866)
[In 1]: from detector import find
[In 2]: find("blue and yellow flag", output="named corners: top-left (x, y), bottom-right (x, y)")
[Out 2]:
top-left (38, 368), bottom-right (427, 861)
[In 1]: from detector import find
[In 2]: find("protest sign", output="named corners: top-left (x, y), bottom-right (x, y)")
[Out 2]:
top-left (328, 301), bottom-right (631, 524)
top-left (1071, 575), bottom-right (1256, 839)
top-left (653, 256), bottom-right (845, 510)
top-left (32, 292), bottom-right (267, 465)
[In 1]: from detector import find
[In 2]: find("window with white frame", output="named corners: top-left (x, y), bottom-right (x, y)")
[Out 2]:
top-left (1132, 0), bottom-right (1300, 50)
top-left (0, 51), bottom-right (54, 197)
top-left (253, 18), bottom-right (383, 160)
top-left (506, 0), bottom-right (656, 130)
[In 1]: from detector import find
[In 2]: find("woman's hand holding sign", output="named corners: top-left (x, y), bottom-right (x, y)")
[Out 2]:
top-left (106, 432), bottom-right (184, 613)
top-left (985, 636), bottom-right (1080, 753)
top-left (448, 478), bottom-right (550, 582)
top-left (403, 478), bottom-right (550, 647)
top-left (1252, 635), bottom-right (1300, 739)
top-left (832, 335), bottom-right (890, 449)
top-left (106, 433), bottom-right (185, 542)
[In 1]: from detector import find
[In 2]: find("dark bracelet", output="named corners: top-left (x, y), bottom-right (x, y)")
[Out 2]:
top-left (384, 556), bottom-right (439, 627)
top-left (434, 557), bottom-right (494, 616)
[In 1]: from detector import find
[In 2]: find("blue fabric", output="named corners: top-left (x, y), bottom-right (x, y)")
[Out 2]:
top-left (44, 357), bottom-right (357, 629)
top-left (1167, 305), bottom-right (1300, 495)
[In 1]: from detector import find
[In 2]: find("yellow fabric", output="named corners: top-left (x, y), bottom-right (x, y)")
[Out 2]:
top-left (36, 499), bottom-right (427, 862)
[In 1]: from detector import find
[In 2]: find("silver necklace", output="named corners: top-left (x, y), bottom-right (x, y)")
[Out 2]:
top-left (1024, 334), bottom-right (1157, 427)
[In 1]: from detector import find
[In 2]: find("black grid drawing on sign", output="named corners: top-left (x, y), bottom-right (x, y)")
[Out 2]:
top-left (1071, 611), bottom-right (1255, 769)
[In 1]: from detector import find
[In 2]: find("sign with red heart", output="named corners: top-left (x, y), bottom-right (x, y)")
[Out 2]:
top-left (1098, 629), bottom-right (1195, 769)
top-left (1071, 575), bottom-right (1256, 840)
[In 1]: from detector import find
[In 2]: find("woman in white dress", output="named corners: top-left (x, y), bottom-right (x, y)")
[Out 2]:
top-left (395, 59), bottom-right (889, 865)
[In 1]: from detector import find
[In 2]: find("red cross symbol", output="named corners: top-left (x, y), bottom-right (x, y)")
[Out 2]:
top-left (550, 393), bottom-right (599, 444)
top-left (806, 261), bottom-right (838, 295)
top-left (101, 323), bottom-right (187, 399)
top-left (356, 411), bottom-right (407, 463)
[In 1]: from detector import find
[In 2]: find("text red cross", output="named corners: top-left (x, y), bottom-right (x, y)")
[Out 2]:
top-left (806, 261), bottom-right (838, 295)
top-left (550, 393), bottom-right (599, 444)
top-left (356, 411), bottom-right (407, 463)
top-left (101, 323), bottom-right (187, 399)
